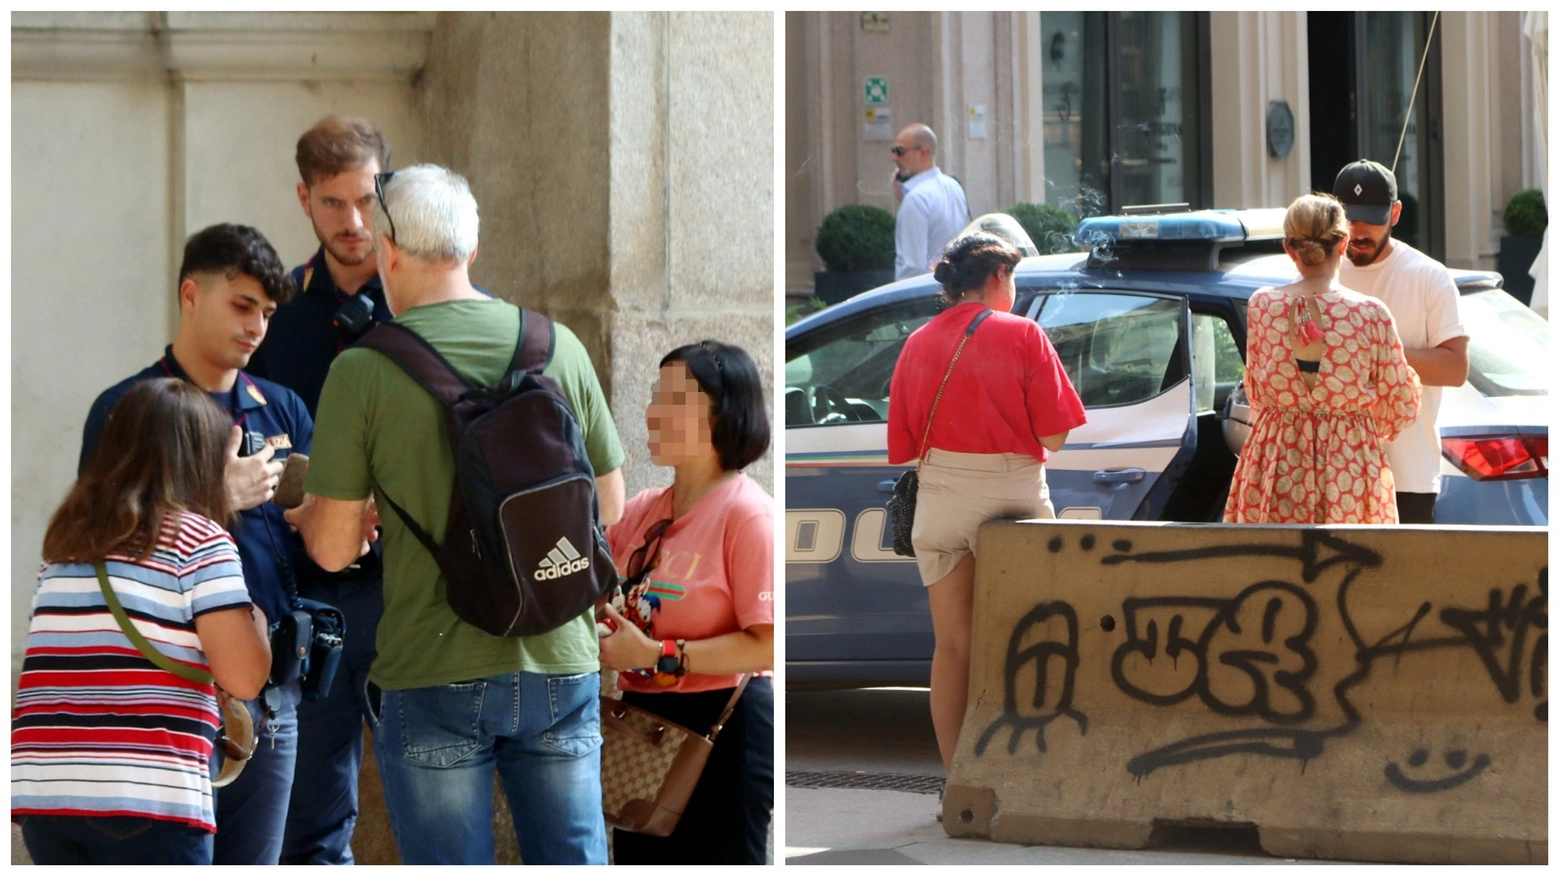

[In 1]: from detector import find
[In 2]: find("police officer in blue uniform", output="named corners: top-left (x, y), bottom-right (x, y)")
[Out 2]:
top-left (79, 223), bottom-right (317, 866)
top-left (245, 115), bottom-right (392, 866)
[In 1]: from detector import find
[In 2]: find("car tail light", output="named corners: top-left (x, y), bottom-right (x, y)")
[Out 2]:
top-left (1441, 435), bottom-right (1548, 481)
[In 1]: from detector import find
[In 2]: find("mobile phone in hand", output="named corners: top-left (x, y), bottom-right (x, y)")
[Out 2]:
top-left (273, 453), bottom-right (310, 509)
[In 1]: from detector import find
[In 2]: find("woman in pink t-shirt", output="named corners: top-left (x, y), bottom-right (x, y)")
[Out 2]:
top-left (596, 340), bottom-right (774, 864)
top-left (887, 232), bottom-right (1087, 783)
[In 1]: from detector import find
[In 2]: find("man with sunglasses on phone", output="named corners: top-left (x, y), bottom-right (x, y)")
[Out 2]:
top-left (286, 163), bottom-right (626, 864)
top-left (890, 123), bottom-right (970, 280)
top-left (245, 115), bottom-right (395, 865)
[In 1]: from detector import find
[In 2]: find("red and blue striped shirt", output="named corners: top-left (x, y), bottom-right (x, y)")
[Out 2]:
top-left (11, 511), bottom-right (252, 832)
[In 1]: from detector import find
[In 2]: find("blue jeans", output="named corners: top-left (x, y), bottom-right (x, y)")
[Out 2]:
top-left (213, 679), bottom-right (301, 865)
top-left (19, 814), bottom-right (213, 864)
top-left (282, 579), bottom-right (384, 865)
top-left (369, 670), bottom-right (607, 865)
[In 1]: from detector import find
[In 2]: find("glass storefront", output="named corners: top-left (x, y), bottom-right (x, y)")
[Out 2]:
top-left (1309, 11), bottom-right (1442, 259)
top-left (1039, 12), bottom-right (1207, 217)
top-left (1360, 12), bottom-right (1437, 254)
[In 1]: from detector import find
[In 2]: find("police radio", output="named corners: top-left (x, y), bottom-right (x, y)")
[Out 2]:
top-left (333, 293), bottom-right (376, 342)
top-left (239, 430), bottom-right (268, 457)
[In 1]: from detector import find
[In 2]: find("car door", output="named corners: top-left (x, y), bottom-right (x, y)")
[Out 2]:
top-left (1022, 289), bottom-right (1198, 521)
top-left (785, 293), bottom-right (941, 682)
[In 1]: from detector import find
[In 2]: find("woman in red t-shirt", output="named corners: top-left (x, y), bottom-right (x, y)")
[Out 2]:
top-left (887, 232), bottom-right (1087, 779)
top-left (596, 341), bottom-right (774, 864)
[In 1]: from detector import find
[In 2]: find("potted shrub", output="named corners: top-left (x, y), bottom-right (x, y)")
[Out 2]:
top-left (1496, 188), bottom-right (1546, 306)
top-left (813, 204), bottom-right (896, 305)
top-left (1004, 202), bottom-right (1082, 255)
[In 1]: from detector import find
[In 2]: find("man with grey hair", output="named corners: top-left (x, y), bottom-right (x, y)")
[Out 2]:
top-left (891, 123), bottom-right (970, 279)
top-left (286, 163), bottom-right (625, 864)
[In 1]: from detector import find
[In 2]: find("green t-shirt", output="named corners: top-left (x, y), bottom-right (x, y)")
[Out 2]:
top-left (306, 298), bottom-right (626, 690)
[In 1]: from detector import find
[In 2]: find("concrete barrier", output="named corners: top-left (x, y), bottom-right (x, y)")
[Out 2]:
top-left (943, 520), bottom-right (1547, 865)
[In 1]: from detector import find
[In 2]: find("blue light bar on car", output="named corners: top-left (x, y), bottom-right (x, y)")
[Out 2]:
top-left (1074, 210), bottom-right (1247, 247)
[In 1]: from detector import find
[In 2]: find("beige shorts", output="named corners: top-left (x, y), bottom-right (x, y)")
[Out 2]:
top-left (910, 449), bottom-right (1054, 586)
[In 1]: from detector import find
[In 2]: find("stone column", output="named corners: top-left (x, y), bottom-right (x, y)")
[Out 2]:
top-left (1209, 11), bottom-right (1313, 209)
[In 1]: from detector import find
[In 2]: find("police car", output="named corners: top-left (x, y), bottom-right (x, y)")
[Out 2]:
top-left (785, 207), bottom-right (1549, 689)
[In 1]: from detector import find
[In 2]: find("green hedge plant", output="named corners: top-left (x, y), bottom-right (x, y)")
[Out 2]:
top-left (1004, 202), bottom-right (1081, 255)
top-left (815, 204), bottom-right (896, 272)
top-left (1503, 188), bottom-right (1547, 237)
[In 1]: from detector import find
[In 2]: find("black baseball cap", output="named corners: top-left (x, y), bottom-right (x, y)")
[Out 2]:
top-left (1333, 159), bottom-right (1398, 225)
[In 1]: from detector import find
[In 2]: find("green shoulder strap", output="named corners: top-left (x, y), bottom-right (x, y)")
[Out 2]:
top-left (94, 561), bottom-right (214, 686)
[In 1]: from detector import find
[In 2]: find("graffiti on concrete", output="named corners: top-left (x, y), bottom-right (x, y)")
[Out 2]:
top-left (1438, 571), bottom-right (1548, 723)
top-left (972, 601), bottom-right (1088, 757)
top-left (1383, 747), bottom-right (1493, 793)
top-left (972, 530), bottom-right (1545, 793)
top-left (1109, 582), bottom-right (1319, 720)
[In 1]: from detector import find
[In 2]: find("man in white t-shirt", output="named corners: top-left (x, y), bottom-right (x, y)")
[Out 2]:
top-left (1334, 159), bottom-right (1469, 524)
top-left (891, 123), bottom-right (970, 280)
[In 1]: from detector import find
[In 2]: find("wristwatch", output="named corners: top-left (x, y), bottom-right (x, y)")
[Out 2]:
top-left (655, 639), bottom-right (680, 676)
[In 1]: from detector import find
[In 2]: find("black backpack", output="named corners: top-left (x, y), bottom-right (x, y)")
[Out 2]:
top-left (354, 309), bottom-right (615, 637)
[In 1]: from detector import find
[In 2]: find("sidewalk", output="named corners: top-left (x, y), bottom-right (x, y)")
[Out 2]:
top-left (784, 688), bottom-right (1348, 866)
top-left (783, 786), bottom-right (1339, 866)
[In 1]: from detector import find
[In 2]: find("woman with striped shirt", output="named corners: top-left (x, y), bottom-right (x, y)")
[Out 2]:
top-left (11, 378), bottom-right (272, 864)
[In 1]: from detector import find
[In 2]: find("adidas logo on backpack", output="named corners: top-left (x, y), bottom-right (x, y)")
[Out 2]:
top-left (535, 537), bottom-right (590, 581)
top-left (356, 309), bottom-right (616, 638)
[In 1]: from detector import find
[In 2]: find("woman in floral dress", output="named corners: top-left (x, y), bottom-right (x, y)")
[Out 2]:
top-left (1226, 193), bottom-right (1421, 524)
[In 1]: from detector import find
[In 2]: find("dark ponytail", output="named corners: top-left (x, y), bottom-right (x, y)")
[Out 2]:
top-left (933, 232), bottom-right (1022, 305)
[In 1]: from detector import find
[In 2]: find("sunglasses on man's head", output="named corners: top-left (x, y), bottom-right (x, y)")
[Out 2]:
top-left (373, 170), bottom-right (397, 245)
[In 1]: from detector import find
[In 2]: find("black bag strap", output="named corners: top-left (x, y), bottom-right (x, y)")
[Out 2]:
top-left (915, 308), bottom-right (992, 476)
top-left (354, 307), bottom-right (555, 407)
top-left (352, 307), bottom-right (556, 558)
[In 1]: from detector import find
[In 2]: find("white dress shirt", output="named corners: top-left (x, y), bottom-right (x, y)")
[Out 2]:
top-left (895, 167), bottom-right (970, 280)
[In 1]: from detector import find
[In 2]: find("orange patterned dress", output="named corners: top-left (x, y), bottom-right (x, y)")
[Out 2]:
top-left (1225, 287), bottom-right (1421, 524)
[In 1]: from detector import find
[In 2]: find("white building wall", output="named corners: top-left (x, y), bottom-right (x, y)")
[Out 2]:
top-left (10, 12), bottom-right (431, 675)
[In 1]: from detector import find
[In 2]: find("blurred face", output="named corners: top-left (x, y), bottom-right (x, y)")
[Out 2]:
top-left (298, 161), bottom-right (381, 268)
top-left (646, 362), bottom-right (714, 467)
top-left (1345, 201), bottom-right (1402, 267)
top-left (183, 272), bottom-right (276, 371)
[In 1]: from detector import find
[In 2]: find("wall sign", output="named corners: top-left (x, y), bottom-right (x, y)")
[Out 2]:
top-left (864, 105), bottom-right (893, 141)
top-left (968, 103), bottom-right (987, 140)
top-left (1267, 100), bottom-right (1295, 159)
top-left (865, 76), bottom-right (889, 106)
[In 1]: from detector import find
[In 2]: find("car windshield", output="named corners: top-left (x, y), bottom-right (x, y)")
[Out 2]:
top-left (1460, 291), bottom-right (1548, 397)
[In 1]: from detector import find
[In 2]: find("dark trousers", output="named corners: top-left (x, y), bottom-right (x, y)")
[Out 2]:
top-left (613, 677), bottom-right (774, 865)
top-left (282, 580), bottom-right (384, 865)
top-left (19, 814), bottom-right (213, 865)
top-left (213, 679), bottom-right (301, 864)
top-left (1396, 492), bottom-right (1437, 524)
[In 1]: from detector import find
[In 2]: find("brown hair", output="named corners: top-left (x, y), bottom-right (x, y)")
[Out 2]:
top-left (296, 115), bottom-right (391, 187)
top-left (1284, 193), bottom-right (1350, 267)
top-left (43, 379), bottom-right (233, 563)
top-left (932, 232), bottom-right (1023, 305)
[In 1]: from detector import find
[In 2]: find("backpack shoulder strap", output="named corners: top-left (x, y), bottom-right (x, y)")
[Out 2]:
top-left (510, 308), bottom-right (555, 377)
top-left (353, 322), bottom-right (473, 408)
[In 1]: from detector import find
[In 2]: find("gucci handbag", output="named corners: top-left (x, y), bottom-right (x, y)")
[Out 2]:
top-left (885, 308), bottom-right (992, 557)
top-left (600, 674), bottom-right (752, 837)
